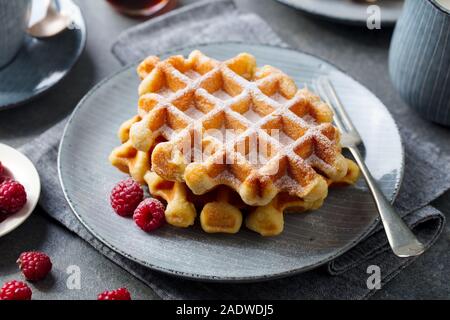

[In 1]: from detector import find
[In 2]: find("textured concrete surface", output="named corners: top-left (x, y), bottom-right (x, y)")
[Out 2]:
top-left (0, 0), bottom-right (449, 299)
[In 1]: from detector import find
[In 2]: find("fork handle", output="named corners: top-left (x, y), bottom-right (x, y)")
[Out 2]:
top-left (348, 146), bottom-right (425, 257)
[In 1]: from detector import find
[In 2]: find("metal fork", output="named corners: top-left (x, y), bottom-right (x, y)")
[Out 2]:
top-left (314, 76), bottom-right (425, 258)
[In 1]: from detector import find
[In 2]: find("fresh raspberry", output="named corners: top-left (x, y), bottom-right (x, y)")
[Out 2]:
top-left (0, 176), bottom-right (11, 184)
top-left (97, 288), bottom-right (131, 300)
top-left (0, 280), bottom-right (32, 300)
top-left (0, 162), bottom-right (11, 184)
top-left (0, 180), bottom-right (27, 215)
top-left (110, 178), bottom-right (144, 217)
top-left (17, 251), bottom-right (52, 281)
top-left (133, 198), bottom-right (165, 232)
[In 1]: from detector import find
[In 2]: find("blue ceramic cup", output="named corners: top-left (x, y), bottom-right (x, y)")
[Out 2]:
top-left (0, 0), bottom-right (31, 68)
top-left (389, 0), bottom-right (450, 126)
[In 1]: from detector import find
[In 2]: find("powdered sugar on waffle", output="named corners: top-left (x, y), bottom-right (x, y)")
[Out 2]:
top-left (213, 90), bottom-right (233, 100)
top-left (184, 69), bottom-right (201, 80)
top-left (132, 51), bottom-right (346, 200)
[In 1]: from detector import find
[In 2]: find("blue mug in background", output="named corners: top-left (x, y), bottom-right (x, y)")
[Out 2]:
top-left (0, 0), bottom-right (31, 68)
top-left (389, 0), bottom-right (450, 126)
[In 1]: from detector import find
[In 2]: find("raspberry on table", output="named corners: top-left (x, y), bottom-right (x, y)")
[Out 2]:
top-left (0, 161), bottom-right (4, 176)
top-left (133, 198), bottom-right (165, 232)
top-left (0, 180), bottom-right (27, 215)
top-left (110, 178), bottom-right (144, 217)
top-left (97, 287), bottom-right (131, 300)
top-left (17, 251), bottom-right (52, 281)
top-left (0, 280), bottom-right (32, 300)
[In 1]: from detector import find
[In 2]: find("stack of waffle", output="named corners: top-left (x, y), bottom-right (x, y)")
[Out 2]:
top-left (109, 50), bottom-right (359, 236)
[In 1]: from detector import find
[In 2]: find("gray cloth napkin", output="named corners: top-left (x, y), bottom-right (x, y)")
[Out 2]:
top-left (20, 0), bottom-right (448, 299)
top-left (112, 0), bottom-right (286, 64)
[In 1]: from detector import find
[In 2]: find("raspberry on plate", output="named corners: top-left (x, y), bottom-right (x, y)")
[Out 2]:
top-left (0, 180), bottom-right (27, 215)
top-left (97, 287), bottom-right (131, 300)
top-left (110, 178), bottom-right (144, 217)
top-left (17, 251), bottom-right (52, 281)
top-left (0, 176), bottom-right (11, 184)
top-left (0, 280), bottom-right (32, 300)
top-left (133, 198), bottom-right (165, 232)
top-left (0, 162), bottom-right (11, 184)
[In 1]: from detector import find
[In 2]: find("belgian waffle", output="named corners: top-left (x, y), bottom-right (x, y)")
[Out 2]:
top-left (109, 116), bottom-right (360, 236)
top-left (145, 171), bottom-right (328, 236)
top-left (129, 50), bottom-right (350, 207)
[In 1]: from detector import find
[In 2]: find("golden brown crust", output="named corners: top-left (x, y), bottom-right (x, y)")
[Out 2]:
top-left (129, 51), bottom-right (352, 206)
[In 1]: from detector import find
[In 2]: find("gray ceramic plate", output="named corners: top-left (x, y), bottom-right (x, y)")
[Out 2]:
top-left (275, 0), bottom-right (404, 26)
top-left (58, 43), bottom-right (404, 282)
top-left (0, 0), bottom-right (86, 110)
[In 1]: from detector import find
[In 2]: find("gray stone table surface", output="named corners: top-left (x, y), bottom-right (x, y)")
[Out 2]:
top-left (0, 0), bottom-right (449, 300)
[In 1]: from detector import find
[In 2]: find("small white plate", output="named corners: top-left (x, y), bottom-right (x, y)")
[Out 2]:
top-left (0, 143), bottom-right (41, 237)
